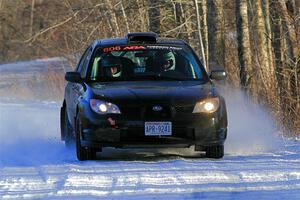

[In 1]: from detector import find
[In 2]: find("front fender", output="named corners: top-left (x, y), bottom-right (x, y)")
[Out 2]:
top-left (77, 98), bottom-right (95, 125)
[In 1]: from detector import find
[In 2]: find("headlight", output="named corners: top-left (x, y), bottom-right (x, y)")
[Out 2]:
top-left (193, 97), bottom-right (220, 113)
top-left (90, 99), bottom-right (121, 114)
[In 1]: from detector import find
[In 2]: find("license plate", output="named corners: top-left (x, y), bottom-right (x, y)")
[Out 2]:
top-left (145, 122), bottom-right (172, 136)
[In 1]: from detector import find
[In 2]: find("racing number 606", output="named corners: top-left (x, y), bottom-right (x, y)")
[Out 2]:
top-left (103, 46), bottom-right (121, 52)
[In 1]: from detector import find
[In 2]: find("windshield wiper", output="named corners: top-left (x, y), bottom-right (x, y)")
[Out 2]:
top-left (158, 74), bottom-right (187, 81)
top-left (129, 73), bottom-right (186, 81)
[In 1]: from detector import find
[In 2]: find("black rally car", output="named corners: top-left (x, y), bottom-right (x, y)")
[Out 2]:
top-left (60, 32), bottom-right (227, 160)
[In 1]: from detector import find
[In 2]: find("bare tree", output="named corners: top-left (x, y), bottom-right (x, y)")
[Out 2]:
top-left (29, 0), bottom-right (35, 38)
top-left (199, 0), bottom-right (209, 69)
top-left (252, 0), bottom-right (277, 102)
top-left (105, 0), bottom-right (121, 37)
top-left (136, 0), bottom-right (148, 32)
top-left (208, 0), bottom-right (225, 68)
top-left (120, 0), bottom-right (130, 33)
top-left (148, 0), bottom-right (160, 33)
top-left (194, 0), bottom-right (207, 71)
top-left (236, 0), bottom-right (252, 88)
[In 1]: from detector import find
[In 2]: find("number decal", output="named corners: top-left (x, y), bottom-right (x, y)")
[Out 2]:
top-left (103, 46), bottom-right (146, 52)
top-left (103, 46), bottom-right (121, 52)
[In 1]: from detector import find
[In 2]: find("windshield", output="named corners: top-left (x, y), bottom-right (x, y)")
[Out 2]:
top-left (89, 45), bottom-right (206, 81)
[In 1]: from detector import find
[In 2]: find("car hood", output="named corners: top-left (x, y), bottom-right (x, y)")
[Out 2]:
top-left (89, 81), bottom-right (215, 106)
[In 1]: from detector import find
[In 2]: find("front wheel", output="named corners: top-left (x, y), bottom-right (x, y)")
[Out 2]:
top-left (206, 145), bottom-right (224, 159)
top-left (75, 115), bottom-right (97, 161)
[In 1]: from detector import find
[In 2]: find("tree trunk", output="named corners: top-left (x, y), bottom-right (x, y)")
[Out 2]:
top-left (199, 0), bottom-right (209, 70)
top-left (253, 0), bottom-right (276, 102)
top-left (120, 0), bottom-right (130, 33)
top-left (271, 3), bottom-right (291, 124)
top-left (277, 0), bottom-right (299, 65)
top-left (148, 0), bottom-right (160, 33)
top-left (194, 0), bottom-right (207, 71)
top-left (236, 0), bottom-right (252, 88)
top-left (277, 0), bottom-right (299, 111)
top-left (173, 2), bottom-right (182, 27)
top-left (29, 0), bottom-right (35, 38)
top-left (171, 0), bottom-right (178, 24)
top-left (172, 0), bottom-right (185, 38)
top-left (135, 0), bottom-right (148, 32)
top-left (272, 12), bottom-right (284, 99)
top-left (263, 0), bottom-right (275, 84)
top-left (182, 2), bottom-right (194, 44)
top-left (105, 0), bottom-right (121, 37)
top-left (208, 0), bottom-right (225, 68)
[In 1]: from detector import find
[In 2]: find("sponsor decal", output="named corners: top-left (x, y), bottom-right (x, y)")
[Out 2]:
top-left (103, 46), bottom-right (146, 52)
top-left (146, 46), bottom-right (183, 50)
top-left (123, 46), bottom-right (146, 50)
top-left (102, 45), bottom-right (182, 52)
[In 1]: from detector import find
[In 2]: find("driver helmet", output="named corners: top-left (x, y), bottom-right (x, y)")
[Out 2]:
top-left (100, 55), bottom-right (122, 77)
top-left (158, 50), bottom-right (176, 71)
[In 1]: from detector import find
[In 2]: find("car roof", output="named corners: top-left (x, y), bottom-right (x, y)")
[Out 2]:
top-left (92, 32), bottom-right (188, 49)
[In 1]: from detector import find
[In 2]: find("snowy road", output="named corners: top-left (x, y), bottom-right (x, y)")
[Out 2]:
top-left (0, 101), bottom-right (300, 199)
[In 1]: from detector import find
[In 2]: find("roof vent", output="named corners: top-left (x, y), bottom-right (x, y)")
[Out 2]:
top-left (126, 32), bottom-right (158, 44)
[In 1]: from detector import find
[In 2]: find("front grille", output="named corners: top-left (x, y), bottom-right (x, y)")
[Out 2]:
top-left (119, 103), bottom-right (196, 121)
top-left (143, 105), bottom-right (172, 120)
top-left (120, 105), bottom-right (143, 119)
top-left (175, 105), bottom-right (194, 113)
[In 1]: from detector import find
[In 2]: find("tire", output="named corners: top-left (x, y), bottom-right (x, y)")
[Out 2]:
top-left (63, 108), bottom-right (74, 148)
top-left (206, 145), bottom-right (224, 159)
top-left (75, 115), bottom-right (97, 161)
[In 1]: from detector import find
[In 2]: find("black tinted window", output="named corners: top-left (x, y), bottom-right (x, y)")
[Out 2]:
top-left (80, 48), bottom-right (92, 78)
top-left (76, 47), bottom-right (90, 72)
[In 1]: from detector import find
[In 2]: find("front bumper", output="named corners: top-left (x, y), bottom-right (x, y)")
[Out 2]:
top-left (78, 104), bottom-right (227, 149)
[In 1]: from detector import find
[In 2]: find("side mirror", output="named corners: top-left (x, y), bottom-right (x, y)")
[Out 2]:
top-left (209, 70), bottom-right (226, 80)
top-left (65, 72), bottom-right (83, 83)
